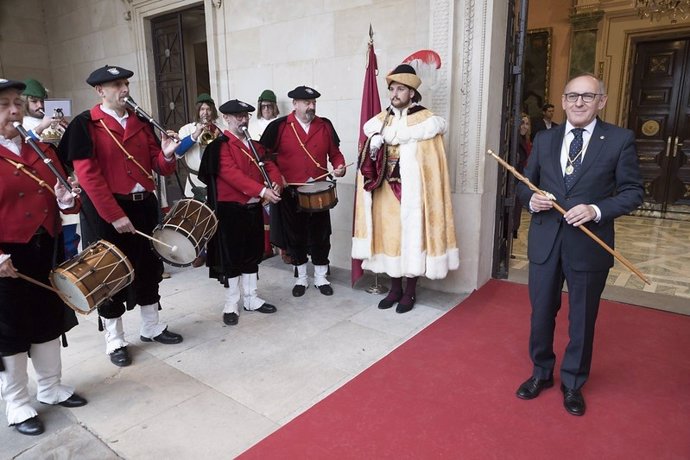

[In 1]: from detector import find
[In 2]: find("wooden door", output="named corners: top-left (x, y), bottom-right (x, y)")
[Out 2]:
top-left (151, 13), bottom-right (188, 132)
top-left (629, 38), bottom-right (690, 215)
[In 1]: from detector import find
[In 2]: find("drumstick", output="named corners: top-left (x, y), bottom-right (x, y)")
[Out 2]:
top-left (135, 230), bottom-right (178, 252)
top-left (287, 162), bottom-right (355, 186)
top-left (312, 162), bottom-right (355, 181)
top-left (17, 273), bottom-right (61, 293)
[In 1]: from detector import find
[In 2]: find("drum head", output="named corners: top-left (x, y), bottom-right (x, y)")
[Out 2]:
top-left (152, 228), bottom-right (198, 266)
top-left (51, 271), bottom-right (92, 313)
top-left (297, 181), bottom-right (333, 194)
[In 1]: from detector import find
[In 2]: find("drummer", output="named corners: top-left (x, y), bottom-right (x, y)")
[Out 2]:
top-left (175, 93), bottom-right (221, 200)
top-left (58, 65), bottom-right (183, 368)
top-left (198, 99), bottom-right (282, 326)
top-left (260, 85), bottom-right (346, 297)
top-left (0, 78), bottom-right (87, 436)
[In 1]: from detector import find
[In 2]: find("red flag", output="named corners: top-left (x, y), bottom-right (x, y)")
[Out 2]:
top-left (351, 29), bottom-right (382, 287)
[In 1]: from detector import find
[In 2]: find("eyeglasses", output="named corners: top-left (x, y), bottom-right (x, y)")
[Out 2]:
top-left (233, 113), bottom-right (252, 120)
top-left (260, 104), bottom-right (273, 109)
top-left (563, 92), bottom-right (603, 103)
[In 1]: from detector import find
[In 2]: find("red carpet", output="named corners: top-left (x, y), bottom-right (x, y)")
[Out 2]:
top-left (240, 280), bottom-right (690, 459)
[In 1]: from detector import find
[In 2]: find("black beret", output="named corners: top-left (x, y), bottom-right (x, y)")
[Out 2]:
top-left (219, 99), bottom-right (255, 114)
top-left (287, 85), bottom-right (321, 100)
top-left (0, 78), bottom-right (27, 92)
top-left (86, 65), bottom-right (134, 87)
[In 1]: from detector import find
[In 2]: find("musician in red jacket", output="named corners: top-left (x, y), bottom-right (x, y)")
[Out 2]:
top-left (198, 99), bottom-right (282, 326)
top-left (260, 86), bottom-right (346, 297)
top-left (0, 78), bottom-right (87, 436)
top-left (59, 65), bottom-right (183, 368)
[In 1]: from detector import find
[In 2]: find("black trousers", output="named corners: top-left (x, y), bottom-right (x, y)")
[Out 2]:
top-left (207, 202), bottom-right (264, 280)
top-left (80, 193), bottom-right (164, 318)
top-left (0, 232), bottom-right (77, 354)
top-left (272, 188), bottom-right (331, 266)
top-left (528, 229), bottom-right (608, 390)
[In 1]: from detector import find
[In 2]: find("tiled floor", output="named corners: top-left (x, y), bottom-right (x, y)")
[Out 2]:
top-left (510, 214), bottom-right (690, 312)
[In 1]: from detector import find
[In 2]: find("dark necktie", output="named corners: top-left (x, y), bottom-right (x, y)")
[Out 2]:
top-left (564, 128), bottom-right (584, 189)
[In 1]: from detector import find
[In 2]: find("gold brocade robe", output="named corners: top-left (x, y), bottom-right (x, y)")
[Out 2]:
top-left (352, 106), bottom-right (459, 279)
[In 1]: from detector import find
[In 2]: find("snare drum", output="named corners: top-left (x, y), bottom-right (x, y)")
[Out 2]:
top-left (50, 240), bottom-right (134, 315)
top-left (296, 181), bottom-right (338, 212)
top-left (151, 199), bottom-right (218, 266)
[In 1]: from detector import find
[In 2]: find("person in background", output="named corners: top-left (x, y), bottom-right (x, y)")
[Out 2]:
top-left (175, 93), bottom-right (221, 201)
top-left (21, 78), bottom-right (79, 258)
top-left (530, 103), bottom-right (558, 141)
top-left (512, 113), bottom-right (532, 241)
top-left (249, 89), bottom-right (279, 140)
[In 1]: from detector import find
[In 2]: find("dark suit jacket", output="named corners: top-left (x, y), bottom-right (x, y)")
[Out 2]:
top-left (530, 118), bottom-right (559, 142)
top-left (516, 119), bottom-right (643, 271)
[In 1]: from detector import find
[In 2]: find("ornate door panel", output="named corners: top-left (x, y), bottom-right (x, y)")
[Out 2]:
top-left (151, 13), bottom-right (188, 132)
top-left (629, 38), bottom-right (690, 214)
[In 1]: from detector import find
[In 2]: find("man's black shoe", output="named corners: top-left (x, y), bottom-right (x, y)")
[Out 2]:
top-left (292, 285), bottom-right (307, 297)
top-left (57, 393), bottom-right (88, 408)
top-left (223, 312), bottom-right (239, 325)
top-left (14, 416), bottom-right (44, 436)
top-left (561, 384), bottom-right (586, 416)
top-left (109, 347), bottom-right (132, 367)
top-left (516, 376), bottom-right (554, 400)
top-left (316, 284), bottom-right (333, 296)
top-left (245, 303), bottom-right (277, 313)
top-left (141, 328), bottom-right (183, 344)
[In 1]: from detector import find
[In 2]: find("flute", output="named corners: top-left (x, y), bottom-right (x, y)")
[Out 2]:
top-left (13, 122), bottom-right (78, 197)
top-left (240, 126), bottom-right (273, 188)
top-left (123, 97), bottom-right (180, 142)
top-left (487, 149), bottom-right (650, 285)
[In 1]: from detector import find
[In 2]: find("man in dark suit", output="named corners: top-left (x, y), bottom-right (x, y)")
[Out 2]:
top-left (530, 103), bottom-right (558, 141)
top-left (515, 74), bottom-right (643, 416)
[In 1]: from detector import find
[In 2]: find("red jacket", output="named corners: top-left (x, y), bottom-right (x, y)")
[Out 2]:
top-left (270, 112), bottom-right (345, 183)
top-left (217, 132), bottom-right (282, 203)
top-left (0, 142), bottom-right (80, 245)
top-left (72, 105), bottom-right (176, 223)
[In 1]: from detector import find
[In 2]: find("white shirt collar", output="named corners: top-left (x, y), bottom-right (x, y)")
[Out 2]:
top-left (100, 104), bottom-right (129, 128)
top-left (0, 135), bottom-right (22, 156)
top-left (564, 118), bottom-right (597, 138)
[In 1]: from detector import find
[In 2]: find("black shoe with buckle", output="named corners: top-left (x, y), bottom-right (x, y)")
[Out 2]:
top-left (109, 347), bottom-right (132, 367)
top-left (244, 303), bottom-right (277, 313)
top-left (14, 416), bottom-right (44, 436)
top-left (379, 291), bottom-right (402, 310)
top-left (141, 328), bottom-right (183, 344)
top-left (223, 312), bottom-right (239, 325)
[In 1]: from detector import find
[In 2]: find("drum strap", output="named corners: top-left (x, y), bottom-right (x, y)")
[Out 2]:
top-left (99, 120), bottom-right (154, 180)
top-left (1, 157), bottom-right (56, 196)
top-left (238, 146), bottom-right (267, 177)
top-left (289, 122), bottom-right (329, 172)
